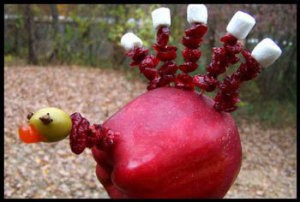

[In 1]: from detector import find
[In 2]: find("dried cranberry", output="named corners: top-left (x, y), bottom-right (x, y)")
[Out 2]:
top-left (139, 55), bottom-right (160, 69)
top-left (214, 92), bottom-right (239, 112)
top-left (157, 26), bottom-right (170, 47)
top-left (206, 63), bottom-right (226, 77)
top-left (156, 49), bottom-right (177, 61)
top-left (142, 68), bottom-right (159, 80)
top-left (127, 47), bottom-right (149, 65)
top-left (70, 112), bottom-right (90, 155)
top-left (185, 23), bottom-right (208, 38)
top-left (224, 42), bottom-right (243, 54)
top-left (158, 74), bottom-right (174, 87)
top-left (175, 73), bottom-right (195, 90)
top-left (182, 48), bottom-right (201, 62)
top-left (147, 76), bottom-right (160, 90)
top-left (179, 62), bottom-right (198, 73)
top-left (238, 51), bottom-right (261, 81)
top-left (220, 33), bottom-right (238, 46)
top-left (158, 61), bottom-right (177, 75)
top-left (211, 47), bottom-right (227, 63)
top-left (193, 75), bottom-right (218, 92)
top-left (86, 124), bottom-right (101, 148)
top-left (182, 36), bottom-right (202, 49)
top-left (152, 44), bottom-right (163, 52)
top-left (98, 127), bottom-right (119, 149)
top-left (218, 76), bottom-right (240, 94)
top-left (153, 44), bottom-right (177, 61)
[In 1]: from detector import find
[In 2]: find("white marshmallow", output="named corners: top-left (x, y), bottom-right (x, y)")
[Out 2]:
top-left (120, 32), bottom-right (143, 50)
top-left (151, 7), bottom-right (171, 29)
top-left (251, 38), bottom-right (282, 67)
top-left (226, 11), bottom-right (256, 40)
top-left (187, 4), bottom-right (208, 24)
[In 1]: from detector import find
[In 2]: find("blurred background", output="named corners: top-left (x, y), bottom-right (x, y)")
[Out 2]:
top-left (4, 4), bottom-right (297, 198)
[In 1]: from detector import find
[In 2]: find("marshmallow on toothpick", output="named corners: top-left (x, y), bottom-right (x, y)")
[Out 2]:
top-left (151, 7), bottom-right (171, 29)
top-left (226, 11), bottom-right (256, 40)
top-left (187, 4), bottom-right (208, 25)
top-left (251, 38), bottom-right (282, 67)
top-left (120, 33), bottom-right (143, 50)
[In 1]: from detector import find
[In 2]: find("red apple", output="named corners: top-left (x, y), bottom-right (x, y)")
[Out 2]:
top-left (92, 87), bottom-right (242, 198)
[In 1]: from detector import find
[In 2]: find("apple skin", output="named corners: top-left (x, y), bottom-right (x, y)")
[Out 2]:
top-left (92, 87), bottom-right (242, 198)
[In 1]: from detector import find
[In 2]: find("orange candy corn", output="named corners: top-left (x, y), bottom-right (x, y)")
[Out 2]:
top-left (18, 124), bottom-right (46, 143)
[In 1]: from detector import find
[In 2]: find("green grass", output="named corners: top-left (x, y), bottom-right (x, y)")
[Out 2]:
top-left (4, 54), bottom-right (27, 66)
top-left (232, 99), bottom-right (296, 129)
top-left (233, 79), bottom-right (296, 129)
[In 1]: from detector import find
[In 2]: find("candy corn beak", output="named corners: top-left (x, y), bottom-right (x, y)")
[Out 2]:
top-left (18, 124), bottom-right (47, 143)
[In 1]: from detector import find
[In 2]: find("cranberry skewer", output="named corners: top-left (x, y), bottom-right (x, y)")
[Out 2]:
top-left (121, 33), bottom-right (160, 90)
top-left (193, 11), bottom-right (256, 93)
top-left (122, 7), bottom-right (178, 90)
top-left (214, 38), bottom-right (282, 112)
top-left (151, 7), bottom-right (178, 89)
top-left (176, 4), bottom-right (208, 90)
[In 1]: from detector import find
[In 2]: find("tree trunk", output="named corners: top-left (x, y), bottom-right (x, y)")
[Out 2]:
top-left (24, 4), bottom-right (38, 65)
top-left (281, 42), bottom-right (297, 100)
top-left (110, 5), bottom-right (129, 67)
top-left (14, 23), bottom-right (19, 55)
top-left (48, 4), bottom-right (59, 62)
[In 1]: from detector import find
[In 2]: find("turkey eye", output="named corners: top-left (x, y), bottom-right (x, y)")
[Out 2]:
top-left (39, 113), bottom-right (53, 125)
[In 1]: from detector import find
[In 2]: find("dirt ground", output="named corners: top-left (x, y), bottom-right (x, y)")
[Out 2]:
top-left (4, 66), bottom-right (297, 198)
